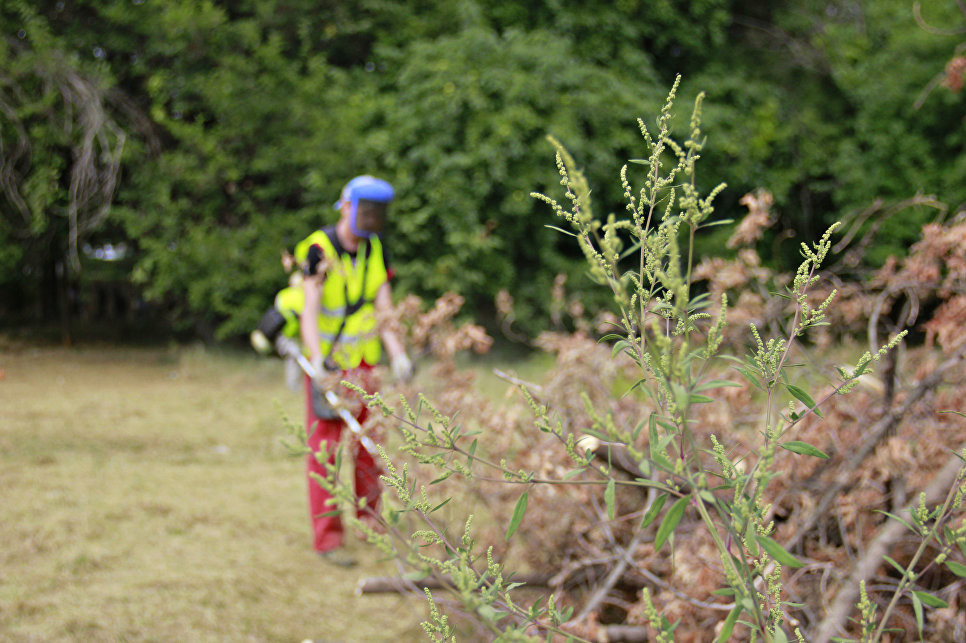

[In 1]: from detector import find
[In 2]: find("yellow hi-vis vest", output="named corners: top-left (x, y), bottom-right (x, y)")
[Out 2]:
top-left (294, 229), bottom-right (387, 369)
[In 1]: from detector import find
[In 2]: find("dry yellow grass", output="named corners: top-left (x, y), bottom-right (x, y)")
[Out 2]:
top-left (0, 343), bottom-right (426, 642)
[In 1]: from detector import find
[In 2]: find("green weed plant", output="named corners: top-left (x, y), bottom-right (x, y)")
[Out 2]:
top-left (319, 78), bottom-right (966, 642)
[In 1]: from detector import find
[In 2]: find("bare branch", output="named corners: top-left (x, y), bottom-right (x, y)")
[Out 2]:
top-left (788, 344), bottom-right (966, 553)
top-left (810, 441), bottom-right (966, 643)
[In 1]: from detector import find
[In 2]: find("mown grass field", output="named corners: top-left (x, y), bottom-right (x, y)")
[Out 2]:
top-left (0, 343), bottom-right (429, 642)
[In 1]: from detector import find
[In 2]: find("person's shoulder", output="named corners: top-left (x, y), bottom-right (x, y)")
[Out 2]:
top-left (295, 228), bottom-right (334, 261)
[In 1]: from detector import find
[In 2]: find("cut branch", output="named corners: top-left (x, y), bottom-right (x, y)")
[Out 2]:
top-left (810, 441), bottom-right (966, 643)
top-left (788, 344), bottom-right (966, 553)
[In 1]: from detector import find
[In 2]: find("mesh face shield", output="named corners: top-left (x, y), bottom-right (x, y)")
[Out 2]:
top-left (335, 175), bottom-right (395, 238)
top-left (351, 199), bottom-right (388, 237)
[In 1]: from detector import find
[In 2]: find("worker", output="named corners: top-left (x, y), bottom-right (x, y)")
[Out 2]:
top-left (296, 174), bottom-right (412, 566)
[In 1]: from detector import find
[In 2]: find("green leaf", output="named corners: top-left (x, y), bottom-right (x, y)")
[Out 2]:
top-left (780, 441), bottom-right (829, 459)
top-left (735, 366), bottom-right (764, 391)
top-left (544, 224), bottom-right (578, 237)
top-left (882, 555), bottom-right (907, 577)
top-left (654, 496), bottom-right (688, 552)
top-left (477, 604), bottom-right (502, 623)
top-left (694, 379), bottom-right (743, 393)
top-left (612, 339), bottom-right (631, 359)
top-left (430, 471), bottom-right (455, 484)
top-left (755, 534), bottom-right (804, 568)
top-left (598, 333), bottom-right (625, 343)
top-left (912, 590), bottom-right (948, 608)
top-left (467, 439), bottom-right (478, 467)
top-left (874, 510), bottom-right (917, 534)
top-left (711, 588), bottom-right (735, 597)
top-left (715, 604), bottom-right (742, 643)
top-left (403, 570), bottom-right (429, 581)
top-left (689, 394), bottom-right (715, 404)
top-left (605, 479), bottom-right (616, 521)
top-left (431, 498), bottom-right (452, 512)
top-left (506, 490), bottom-right (529, 541)
top-left (911, 591), bottom-right (924, 637)
top-left (632, 418), bottom-right (647, 441)
top-left (945, 560), bottom-right (966, 577)
top-left (698, 490), bottom-right (717, 506)
top-left (787, 384), bottom-right (823, 417)
top-left (699, 217), bottom-right (735, 229)
top-left (641, 493), bottom-right (668, 529)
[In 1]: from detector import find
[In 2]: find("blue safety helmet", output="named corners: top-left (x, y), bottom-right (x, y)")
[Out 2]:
top-left (334, 175), bottom-right (395, 238)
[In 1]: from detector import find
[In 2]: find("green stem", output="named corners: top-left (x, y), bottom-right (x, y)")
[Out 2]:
top-left (870, 480), bottom-right (961, 641)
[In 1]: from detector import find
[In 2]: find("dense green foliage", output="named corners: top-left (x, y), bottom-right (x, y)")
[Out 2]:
top-left (0, 0), bottom-right (962, 339)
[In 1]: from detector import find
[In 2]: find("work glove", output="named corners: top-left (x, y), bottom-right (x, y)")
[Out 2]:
top-left (309, 355), bottom-right (326, 382)
top-left (274, 335), bottom-right (300, 360)
top-left (390, 352), bottom-right (414, 382)
top-left (250, 330), bottom-right (272, 355)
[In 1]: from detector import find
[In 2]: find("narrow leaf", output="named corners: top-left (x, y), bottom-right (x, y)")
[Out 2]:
top-left (787, 384), bottom-right (823, 417)
top-left (506, 490), bottom-right (528, 541)
top-left (874, 510), bottom-right (917, 534)
top-left (780, 441), bottom-right (830, 459)
top-left (694, 379), bottom-right (743, 393)
top-left (430, 471), bottom-right (455, 484)
top-left (431, 498), bottom-right (452, 512)
top-left (598, 333), bottom-right (625, 343)
top-left (945, 560), bottom-right (966, 577)
top-left (911, 592), bottom-right (924, 637)
top-left (715, 604), bottom-right (742, 643)
top-left (735, 366), bottom-right (764, 391)
top-left (654, 496), bottom-right (688, 551)
top-left (604, 479), bottom-right (616, 521)
top-left (755, 534), bottom-right (804, 568)
top-left (882, 555), bottom-right (907, 577)
top-left (640, 493), bottom-right (668, 529)
top-left (544, 224), bottom-right (578, 237)
top-left (699, 217), bottom-right (734, 229)
top-left (467, 439), bottom-right (478, 467)
top-left (912, 590), bottom-right (948, 608)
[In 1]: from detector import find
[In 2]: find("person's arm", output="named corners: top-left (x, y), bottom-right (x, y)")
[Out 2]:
top-left (375, 281), bottom-right (412, 380)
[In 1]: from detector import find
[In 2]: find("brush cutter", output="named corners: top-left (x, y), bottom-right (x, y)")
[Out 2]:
top-left (273, 336), bottom-right (381, 459)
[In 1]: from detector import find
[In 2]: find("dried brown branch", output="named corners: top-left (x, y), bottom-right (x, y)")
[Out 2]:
top-left (811, 441), bottom-right (966, 643)
top-left (575, 529), bottom-right (648, 623)
top-left (788, 344), bottom-right (966, 553)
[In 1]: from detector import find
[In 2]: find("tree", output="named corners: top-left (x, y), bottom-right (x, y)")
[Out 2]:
top-left (0, 2), bottom-right (127, 338)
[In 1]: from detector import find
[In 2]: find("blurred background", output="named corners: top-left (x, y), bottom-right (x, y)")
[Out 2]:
top-left (1, 0), bottom-right (962, 346)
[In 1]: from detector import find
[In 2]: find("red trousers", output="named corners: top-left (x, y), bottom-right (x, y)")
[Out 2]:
top-left (304, 371), bottom-right (381, 552)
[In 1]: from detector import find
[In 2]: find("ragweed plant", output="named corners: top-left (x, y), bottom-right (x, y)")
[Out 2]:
top-left (529, 77), bottom-right (912, 639)
top-left (306, 78), bottom-right (964, 641)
